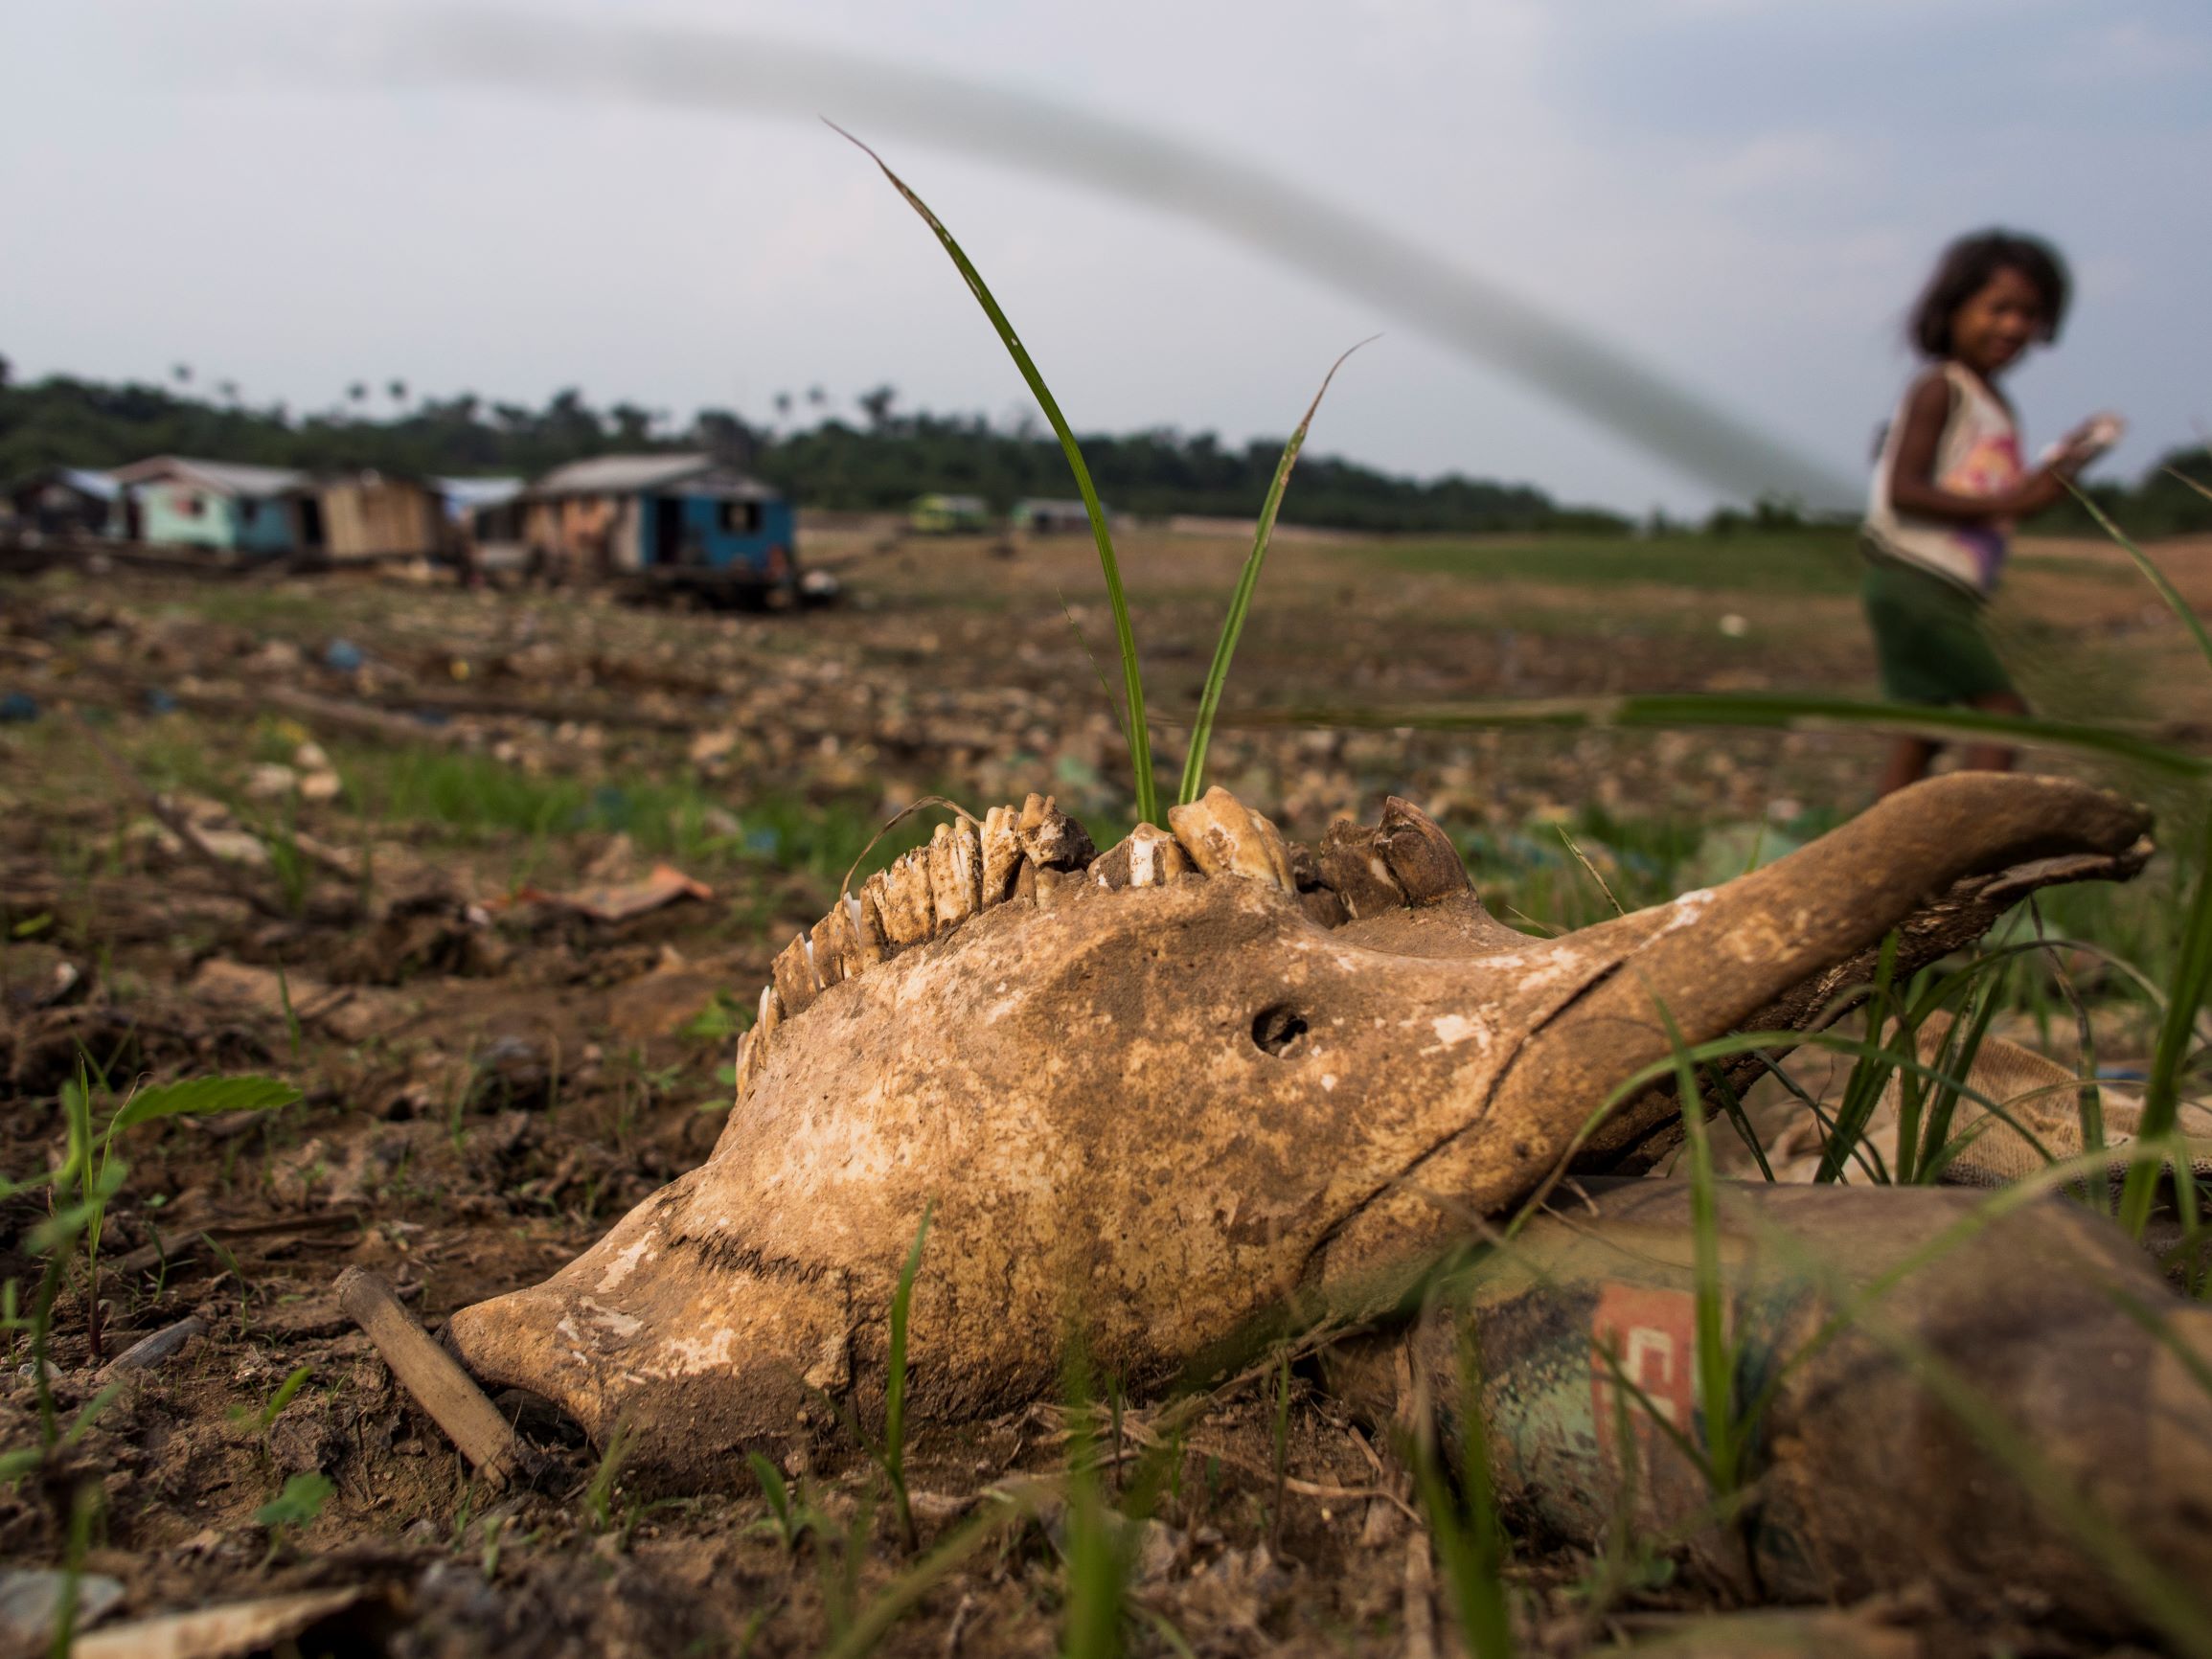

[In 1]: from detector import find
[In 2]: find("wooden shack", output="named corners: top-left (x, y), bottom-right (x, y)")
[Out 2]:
top-left (521, 454), bottom-right (796, 598)
top-left (316, 471), bottom-right (446, 560)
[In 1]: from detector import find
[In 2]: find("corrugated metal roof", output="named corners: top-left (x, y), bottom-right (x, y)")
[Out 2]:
top-left (6, 466), bottom-right (121, 500)
top-left (112, 456), bottom-right (309, 497)
top-left (59, 468), bottom-right (121, 500)
top-left (434, 476), bottom-right (525, 509)
top-left (530, 453), bottom-right (714, 495)
top-left (528, 453), bottom-right (779, 501)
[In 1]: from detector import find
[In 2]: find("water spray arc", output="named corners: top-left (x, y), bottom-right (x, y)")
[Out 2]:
top-left (336, 5), bottom-right (1853, 509)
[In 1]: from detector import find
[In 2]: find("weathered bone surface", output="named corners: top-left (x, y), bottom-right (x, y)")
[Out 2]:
top-left (447, 775), bottom-right (2151, 1481)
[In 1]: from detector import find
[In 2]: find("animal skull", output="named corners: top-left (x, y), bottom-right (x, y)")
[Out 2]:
top-left (448, 773), bottom-right (2149, 1484)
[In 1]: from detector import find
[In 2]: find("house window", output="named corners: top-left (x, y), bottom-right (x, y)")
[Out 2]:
top-left (718, 500), bottom-right (763, 534)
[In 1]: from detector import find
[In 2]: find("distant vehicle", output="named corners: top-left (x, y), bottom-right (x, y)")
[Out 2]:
top-left (908, 492), bottom-right (993, 534)
top-left (518, 453), bottom-right (809, 605)
top-left (1013, 497), bottom-right (1099, 534)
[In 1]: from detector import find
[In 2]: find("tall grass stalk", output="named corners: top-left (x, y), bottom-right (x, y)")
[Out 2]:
top-left (818, 1489), bottom-right (1042, 1659)
top-left (2063, 485), bottom-right (2212, 1235)
top-left (1060, 1358), bottom-right (1129, 1659)
top-left (881, 1204), bottom-right (931, 1552)
top-left (1407, 1316), bottom-right (1516, 1658)
top-left (1255, 692), bottom-right (2209, 779)
top-left (1653, 1002), bottom-right (1745, 1500)
top-left (1178, 342), bottom-right (1369, 806)
top-left (2068, 484), bottom-right (2212, 670)
top-left (841, 126), bottom-right (1158, 824)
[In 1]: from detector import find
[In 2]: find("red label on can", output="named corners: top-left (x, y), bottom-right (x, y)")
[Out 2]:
top-left (1589, 1283), bottom-right (1699, 1470)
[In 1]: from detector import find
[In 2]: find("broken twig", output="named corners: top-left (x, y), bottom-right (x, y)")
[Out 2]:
top-left (337, 1267), bottom-right (536, 1490)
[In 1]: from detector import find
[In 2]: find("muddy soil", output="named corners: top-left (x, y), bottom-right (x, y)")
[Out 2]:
top-left (1, 525), bottom-right (2206, 1656)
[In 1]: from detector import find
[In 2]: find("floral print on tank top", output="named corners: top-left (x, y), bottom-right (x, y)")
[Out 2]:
top-left (1939, 428), bottom-right (2022, 590)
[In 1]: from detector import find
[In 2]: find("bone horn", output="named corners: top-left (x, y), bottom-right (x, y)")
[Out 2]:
top-left (1489, 771), bottom-right (2150, 1148)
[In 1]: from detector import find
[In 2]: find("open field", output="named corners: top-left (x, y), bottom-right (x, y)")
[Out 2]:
top-left (3, 522), bottom-right (2211, 1656)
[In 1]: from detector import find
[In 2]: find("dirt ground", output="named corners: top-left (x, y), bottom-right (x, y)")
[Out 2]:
top-left (2, 522), bottom-right (2207, 1657)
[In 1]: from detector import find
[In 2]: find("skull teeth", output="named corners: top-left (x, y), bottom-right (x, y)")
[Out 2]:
top-left (928, 819), bottom-right (983, 930)
top-left (1089, 822), bottom-right (1192, 890)
top-left (1167, 785), bottom-right (1295, 890)
top-left (732, 790), bottom-right (1471, 1102)
top-left (981, 805), bottom-right (1024, 905)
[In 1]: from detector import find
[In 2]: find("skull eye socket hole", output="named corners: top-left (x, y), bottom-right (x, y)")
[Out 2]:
top-left (1251, 1005), bottom-right (1310, 1057)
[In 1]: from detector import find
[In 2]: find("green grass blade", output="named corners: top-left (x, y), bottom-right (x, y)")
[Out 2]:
top-left (1245, 693), bottom-right (2209, 778)
top-left (2067, 481), bottom-right (2212, 671)
top-left (108, 1075), bottom-right (302, 1137)
top-left (2169, 466), bottom-right (2212, 510)
top-left (1652, 998), bottom-right (1742, 1498)
top-left (1916, 976), bottom-right (2001, 1185)
top-left (1178, 340), bottom-right (1371, 806)
top-left (1408, 1378), bottom-right (1516, 1658)
top-left (819, 1490), bottom-right (1039, 1659)
top-left (1815, 934), bottom-right (1902, 1185)
top-left (837, 125), bottom-right (1158, 824)
top-left (883, 1202), bottom-right (932, 1552)
top-left (2123, 810), bottom-right (2212, 1234)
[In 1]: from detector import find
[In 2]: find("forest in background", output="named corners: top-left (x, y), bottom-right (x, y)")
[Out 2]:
top-left (2, 360), bottom-right (2207, 536)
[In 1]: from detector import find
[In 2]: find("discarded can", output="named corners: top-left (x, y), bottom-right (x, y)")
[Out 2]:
top-left (1380, 1181), bottom-right (2212, 1638)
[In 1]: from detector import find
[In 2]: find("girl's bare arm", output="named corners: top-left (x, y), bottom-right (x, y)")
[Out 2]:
top-left (1887, 373), bottom-right (2068, 521)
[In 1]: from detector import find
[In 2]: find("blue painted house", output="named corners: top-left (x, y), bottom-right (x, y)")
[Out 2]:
top-left (522, 454), bottom-right (796, 598)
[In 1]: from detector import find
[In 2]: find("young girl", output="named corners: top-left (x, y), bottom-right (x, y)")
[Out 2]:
top-left (1862, 229), bottom-right (2119, 795)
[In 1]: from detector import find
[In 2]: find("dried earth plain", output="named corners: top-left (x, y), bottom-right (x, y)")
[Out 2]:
top-left (4, 520), bottom-right (2210, 1657)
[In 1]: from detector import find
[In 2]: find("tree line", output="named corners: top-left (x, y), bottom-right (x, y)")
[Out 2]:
top-left (0, 367), bottom-right (1616, 534)
top-left (2, 361), bottom-right (2204, 536)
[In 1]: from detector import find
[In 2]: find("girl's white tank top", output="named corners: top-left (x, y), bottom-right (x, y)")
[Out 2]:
top-left (1863, 362), bottom-right (2023, 596)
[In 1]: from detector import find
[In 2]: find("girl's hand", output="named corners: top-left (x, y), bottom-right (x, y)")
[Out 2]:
top-left (2046, 411), bottom-right (2126, 472)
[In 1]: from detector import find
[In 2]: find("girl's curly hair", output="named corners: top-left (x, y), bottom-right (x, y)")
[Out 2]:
top-left (1909, 229), bottom-right (2070, 357)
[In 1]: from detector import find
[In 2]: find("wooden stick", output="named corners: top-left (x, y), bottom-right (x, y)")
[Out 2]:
top-left (337, 1267), bottom-right (535, 1490)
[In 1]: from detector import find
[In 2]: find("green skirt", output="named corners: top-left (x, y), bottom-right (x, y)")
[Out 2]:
top-left (1861, 555), bottom-right (2016, 707)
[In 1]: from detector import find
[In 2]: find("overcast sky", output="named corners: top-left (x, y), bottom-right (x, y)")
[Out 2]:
top-left (4, 0), bottom-right (2207, 514)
